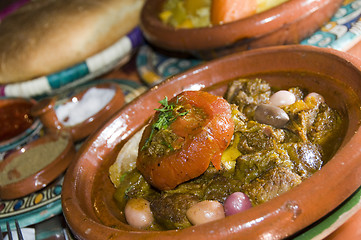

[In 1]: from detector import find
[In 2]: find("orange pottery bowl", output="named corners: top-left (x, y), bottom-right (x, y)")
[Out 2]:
top-left (0, 131), bottom-right (75, 200)
top-left (140, 0), bottom-right (343, 58)
top-left (31, 83), bottom-right (125, 142)
top-left (0, 97), bottom-right (41, 150)
top-left (62, 45), bottom-right (361, 239)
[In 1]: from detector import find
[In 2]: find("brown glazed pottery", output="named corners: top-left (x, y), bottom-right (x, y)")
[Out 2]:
top-left (62, 45), bottom-right (361, 239)
top-left (31, 83), bottom-right (125, 142)
top-left (0, 97), bottom-right (40, 148)
top-left (0, 131), bottom-right (75, 200)
top-left (140, 0), bottom-right (343, 58)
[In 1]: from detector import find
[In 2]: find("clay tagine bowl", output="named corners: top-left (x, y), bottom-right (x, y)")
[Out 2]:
top-left (62, 45), bottom-right (361, 239)
top-left (31, 83), bottom-right (125, 142)
top-left (0, 130), bottom-right (75, 200)
top-left (140, 0), bottom-right (343, 58)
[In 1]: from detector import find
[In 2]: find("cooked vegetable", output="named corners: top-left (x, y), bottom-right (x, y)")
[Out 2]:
top-left (109, 127), bottom-right (145, 188)
top-left (269, 90), bottom-right (296, 107)
top-left (160, 0), bottom-right (289, 28)
top-left (186, 200), bottom-right (225, 225)
top-left (254, 104), bottom-right (290, 128)
top-left (210, 0), bottom-right (257, 25)
top-left (304, 92), bottom-right (325, 104)
top-left (124, 198), bottom-right (154, 229)
top-left (224, 192), bottom-right (252, 216)
top-left (113, 169), bottom-right (160, 212)
top-left (159, 0), bottom-right (211, 28)
top-left (137, 91), bottom-right (234, 190)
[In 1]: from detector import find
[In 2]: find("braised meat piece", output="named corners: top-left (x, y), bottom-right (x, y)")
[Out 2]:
top-left (243, 166), bottom-right (302, 205)
top-left (281, 142), bottom-right (322, 179)
top-left (234, 140), bottom-right (322, 205)
top-left (236, 121), bottom-right (286, 154)
top-left (308, 103), bottom-right (344, 160)
top-left (225, 78), bottom-right (271, 119)
top-left (150, 193), bottom-right (198, 230)
top-left (203, 174), bottom-right (244, 203)
top-left (234, 148), bottom-right (295, 185)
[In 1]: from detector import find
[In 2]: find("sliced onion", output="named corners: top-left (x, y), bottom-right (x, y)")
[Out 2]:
top-left (186, 200), bottom-right (225, 225)
top-left (125, 198), bottom-right (153, 229)
top-left (224, 192), bottom-right (252, 216)
top-left (269, 90), bottom-right (296, 107)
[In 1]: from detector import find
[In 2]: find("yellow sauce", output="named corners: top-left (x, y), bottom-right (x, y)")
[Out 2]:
top-left (160, 0), bottom-right (289, 28)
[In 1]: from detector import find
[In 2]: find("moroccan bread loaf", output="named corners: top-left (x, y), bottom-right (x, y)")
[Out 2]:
top-left (0, 0), bottom-right (145, 84)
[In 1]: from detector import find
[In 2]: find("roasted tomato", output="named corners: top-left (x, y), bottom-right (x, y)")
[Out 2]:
top-left (136, 91), bottom-right (234, 190)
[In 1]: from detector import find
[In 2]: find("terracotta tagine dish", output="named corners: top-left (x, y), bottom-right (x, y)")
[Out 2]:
top-left (140, 0), bottom-right (343, 58)
top-left (0, 130), bottom-right (75, 200)
top-left (62, 45), bottom-right (361, 239)
top-left (31, 83), bottom-right (125, 142)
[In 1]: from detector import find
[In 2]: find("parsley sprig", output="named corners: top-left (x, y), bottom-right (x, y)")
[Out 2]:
top-left (142, 96), bottom-right (188, 150)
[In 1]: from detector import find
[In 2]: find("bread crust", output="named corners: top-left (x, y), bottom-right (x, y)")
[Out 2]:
top-left (0, 0), bottom-right (145, 84)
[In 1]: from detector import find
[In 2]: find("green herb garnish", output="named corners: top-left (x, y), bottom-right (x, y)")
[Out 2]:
top-left (142, 96), bottom-right (188, 150)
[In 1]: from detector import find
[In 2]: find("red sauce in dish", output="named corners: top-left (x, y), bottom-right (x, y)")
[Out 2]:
top-left (0, 102), bottom-right (34, 142)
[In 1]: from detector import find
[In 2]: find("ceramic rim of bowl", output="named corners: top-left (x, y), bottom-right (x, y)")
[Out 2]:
top-left (62, 82), bottom-right (125, 141)
top-left (140, 0), bottom-right (343, 53)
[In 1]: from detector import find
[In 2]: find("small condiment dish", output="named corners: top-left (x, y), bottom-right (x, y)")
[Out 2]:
top-left (0, 130), bottom-right (75, 200)
top-left (31, 83), bottom-right (125, 142)
top-left (0, 97), bottom-right (42, 152)
top-left (62, 45), bottom-right (361, 239)
top-left (140, 0), bottom-right (343, 58)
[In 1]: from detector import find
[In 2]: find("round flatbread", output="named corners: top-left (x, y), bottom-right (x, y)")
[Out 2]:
top-left (0, 0), bottom-right (145, 84)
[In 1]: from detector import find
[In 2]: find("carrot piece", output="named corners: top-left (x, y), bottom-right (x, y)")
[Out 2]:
top-left (210, 0), bottom-right (257, 25)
